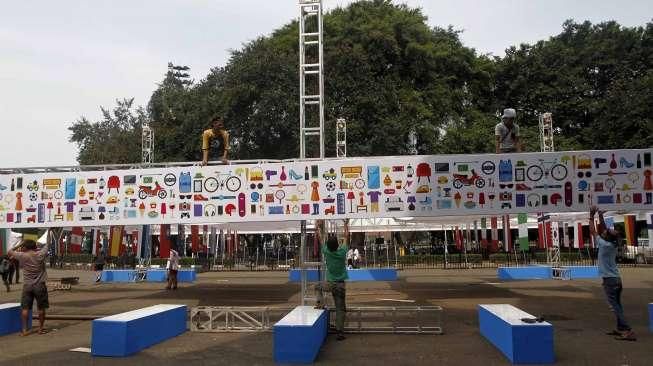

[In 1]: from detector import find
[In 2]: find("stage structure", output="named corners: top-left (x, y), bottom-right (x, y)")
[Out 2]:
top-left (0, 149), bottom-right (651, 229)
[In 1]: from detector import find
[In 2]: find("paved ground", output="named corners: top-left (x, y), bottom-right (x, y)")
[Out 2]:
top-left (0, 267), bottom-right (651, 365)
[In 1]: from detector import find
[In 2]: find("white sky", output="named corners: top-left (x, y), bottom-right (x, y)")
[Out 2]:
top-left (1, 0), bottom-right (651, 167)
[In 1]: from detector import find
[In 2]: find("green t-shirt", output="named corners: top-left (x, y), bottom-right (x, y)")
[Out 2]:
top-left (322, 244), bottom-right (348, 282)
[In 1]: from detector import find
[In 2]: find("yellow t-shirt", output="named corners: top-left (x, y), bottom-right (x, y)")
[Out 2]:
top-left (201, 129), bottom-right (230, 151)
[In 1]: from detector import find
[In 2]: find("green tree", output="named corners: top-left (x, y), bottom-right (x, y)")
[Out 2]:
top-left (68, 98), bottom-right (145, 165)
top-left (144, 0), bottom-right (494, 161)
top-left (494, 20), bottom-right (653, 151)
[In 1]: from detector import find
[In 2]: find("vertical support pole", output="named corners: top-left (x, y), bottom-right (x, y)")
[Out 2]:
top-left (300, 220), bottom-right (307, 306)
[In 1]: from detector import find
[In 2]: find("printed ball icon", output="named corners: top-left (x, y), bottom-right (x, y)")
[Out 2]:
top-left (29, 192), bottom-right (38, 201)
top-left (326, 181), bottom-right (336, 191)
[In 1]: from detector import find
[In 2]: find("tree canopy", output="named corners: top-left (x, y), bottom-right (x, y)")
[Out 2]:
top-left (68, 0), bottom-right (653, 165)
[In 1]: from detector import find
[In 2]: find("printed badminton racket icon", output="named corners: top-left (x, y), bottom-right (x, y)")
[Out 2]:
top-left (275, 190), bottom-right (286, 204)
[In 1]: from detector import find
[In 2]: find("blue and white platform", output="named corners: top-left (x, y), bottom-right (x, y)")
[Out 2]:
top-left (648, 303), bottom-right (653, 333)
top-left (100, 269), bottom-right (196, 283)
top-left (0, 303), bottom-right (31, 336)
top-left (273, 305), bottom-right (328, 364)
top-left (91, 304), bottom-right (187, 357)
top-left (289, 268), bottom-right (397, 282)
top-left (479, 304), bottom-right (554, 364)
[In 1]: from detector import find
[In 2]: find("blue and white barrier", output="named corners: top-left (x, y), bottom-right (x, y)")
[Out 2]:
top-left (100, 269), bottom-right (196, 283)
top-left (479, 304), bottom-right (554, 364)
top-left (497, 266), bottom-right (552, 280)
top-left (273, 306), bottom-right (328, 364)
top-left (289, 268), bottom-right (397, 282)
top-left (91, 304), bottom-right (187, 357)
top-left (145, 269), bottom-right (197, 283)
top-left (561, 266), bottom-right (599, 279)
top-left (498, 265), bottom-right (599, 281)
top-left (0, 303), bottom-right (31, 336)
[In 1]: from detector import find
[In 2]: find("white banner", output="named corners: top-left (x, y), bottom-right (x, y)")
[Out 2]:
top-left (0, 149), bottom-right (652, 228)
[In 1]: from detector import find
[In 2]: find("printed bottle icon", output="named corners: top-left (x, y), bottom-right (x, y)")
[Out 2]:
top-left (10, 178), bottom-right (14, 191)
top-left (609, 154), bottom-right (617, 169)
top-left (280, 166), bottom-right (287, 181)
top-left (637, 154), bottom-right (642, 169)
top-left (304, 166), bottom-right (309, 180)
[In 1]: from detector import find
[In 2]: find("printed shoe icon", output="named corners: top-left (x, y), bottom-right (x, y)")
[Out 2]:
top-left (515, 183), bottom-right (532, 191)
top-left (289, 169), bottom-right (303, 180)
top-left (0, 184), bottom-right (6, 190)
top-left (619, 157), bottom-right (634, 168)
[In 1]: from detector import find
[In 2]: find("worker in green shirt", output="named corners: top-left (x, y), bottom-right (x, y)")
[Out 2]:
top-left (322, 235), bottom-right (348, 341)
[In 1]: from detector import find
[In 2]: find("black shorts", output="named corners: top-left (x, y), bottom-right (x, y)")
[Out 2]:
top-left (95, 264), bottom-right (105, 271)
top-left (21, 282), bottom-right (49, 310)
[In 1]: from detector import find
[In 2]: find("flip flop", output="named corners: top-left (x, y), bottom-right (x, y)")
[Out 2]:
top-left (605, 330), bottom-right (621, 336)
top-left (38, 329), bottom-right (50, 335)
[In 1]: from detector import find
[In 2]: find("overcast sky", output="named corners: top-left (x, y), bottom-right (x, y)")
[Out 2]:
top-left (1, 0), bottom-right (651, 167)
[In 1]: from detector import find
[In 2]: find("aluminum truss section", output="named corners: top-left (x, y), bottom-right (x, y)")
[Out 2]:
top-left (330, 306), bottom-right (444, 334)
top-left (539, 112), bottom-right (554, 153)
top-left (336, 118), bottom-right (346, 158)
top-left (190, 306), bottom-right (292, 332)
top-left (552, 267), bottom-right (571, 280)
top-left (142, 122), bottom-right (154, 164)
top-left (299, 0), bottom-right (325, 160)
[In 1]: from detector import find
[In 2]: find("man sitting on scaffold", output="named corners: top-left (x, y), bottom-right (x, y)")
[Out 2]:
top-left (201, 115), bottom-right (230, 165)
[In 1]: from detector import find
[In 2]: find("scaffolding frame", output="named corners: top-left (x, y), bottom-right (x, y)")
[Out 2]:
top-left (299, 0), bottom-right (325, 160)
top-left (336, 118), bottom-right (346, 158)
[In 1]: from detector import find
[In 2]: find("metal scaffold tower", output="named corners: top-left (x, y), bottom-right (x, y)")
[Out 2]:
top-left (298, 0), bottom-right (325, 306)
top-left (336, 118), bottom-right (346, 158)
top-left (299, 0), bottom-right (325, 160)
top-left (140, 120), bottom-right (154, 275)
top-left (539, 113), bottom-right (561, 271)
top-left (539, 112), bottom-right (554, 153)
top-left (142, 122), bottom-right (154, 164)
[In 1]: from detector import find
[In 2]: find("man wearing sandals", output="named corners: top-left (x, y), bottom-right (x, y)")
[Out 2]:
top-left (8, 239), bottom-right (49, 336)
top-left (589, 206), bottom-right (637, 341)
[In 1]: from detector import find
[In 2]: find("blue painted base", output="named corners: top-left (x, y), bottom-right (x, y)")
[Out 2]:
top-left (561, 266), bottom-right (599, 279)
top-left (497, 266), bottom-right (552, 280)
top-left (479, 305), bottom-right (554, 364)
top-left (0, 303), bottom-right (31, 336)
top-left (100, 270), bottom-right (196, 283)
top-left (274, 306), bottom-right (327, 364)
top-left (100, 270), bottom-right (136, 282)
top-left (289, 268), bottom-right (398, 282)
top-left (145, 270), bottom-right (197, 283)
top-left (91, 304), bottom-right (187, 357)
top-left (648, 302), bottom-right (653, 333)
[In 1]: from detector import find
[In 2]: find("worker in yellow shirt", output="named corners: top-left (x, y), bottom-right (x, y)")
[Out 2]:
top-left (201, 116), bottom-right (230, 165)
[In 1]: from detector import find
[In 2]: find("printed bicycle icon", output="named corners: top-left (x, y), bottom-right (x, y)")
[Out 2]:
top-left (527, 159), bottom-right (567, 182)
top-left (204, 171), bottom-right (242, 193)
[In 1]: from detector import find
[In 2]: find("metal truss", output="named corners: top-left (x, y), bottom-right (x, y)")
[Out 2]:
top-left (190, 306), bottom-right (292, 332)
top-left (332, 306), bottom-right (444, 334)
top-left (190, 306), bottom-right (444, 335)
top-left (551, 267), bottom-right (570, 280)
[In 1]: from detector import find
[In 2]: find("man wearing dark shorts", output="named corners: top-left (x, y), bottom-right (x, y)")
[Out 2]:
top-left (9, 239), bottom-right (49, 336)
top-left (322, 235), bottom-right (348, 341)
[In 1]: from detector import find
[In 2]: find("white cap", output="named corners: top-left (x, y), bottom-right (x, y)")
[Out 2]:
top-left (502, 108), bottom-right (516, 118)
